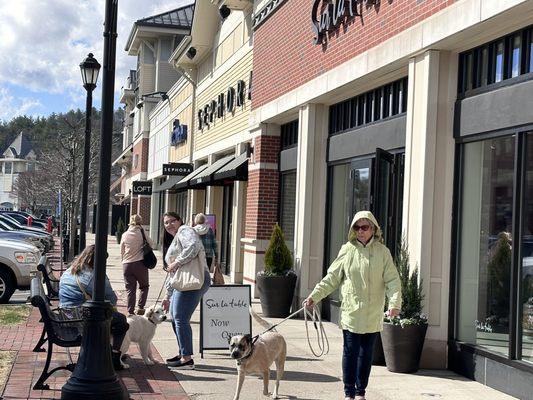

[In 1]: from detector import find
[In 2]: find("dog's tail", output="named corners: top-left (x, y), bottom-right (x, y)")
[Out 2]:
top-left (249, 307), bottom-right (276, 332)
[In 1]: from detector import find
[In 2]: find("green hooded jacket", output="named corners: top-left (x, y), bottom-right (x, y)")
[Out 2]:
top-left (310, 211), bottom-right (402, 333)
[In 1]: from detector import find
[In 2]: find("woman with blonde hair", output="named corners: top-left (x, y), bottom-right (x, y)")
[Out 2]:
top-left (59, 244), bottom-right (129, 370)
top-left (120, 214), bottom-right (152, 315)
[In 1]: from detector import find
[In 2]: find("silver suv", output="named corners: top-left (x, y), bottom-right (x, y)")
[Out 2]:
top-left (0, 239), bottom-right (40, 303)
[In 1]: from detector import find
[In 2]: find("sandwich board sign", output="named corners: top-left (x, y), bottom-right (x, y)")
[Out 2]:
top-left (200, 285), bottom-right (251, 357)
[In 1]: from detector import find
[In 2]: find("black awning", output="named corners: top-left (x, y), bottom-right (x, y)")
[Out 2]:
top-left (213, 151), bottom-right (248, 182)
top-left (174, 164), bottom-right (209, 191)
top-left (189, 155), bottom-right (234, 188)
top-left (153, 176), bottom-right (182, 192)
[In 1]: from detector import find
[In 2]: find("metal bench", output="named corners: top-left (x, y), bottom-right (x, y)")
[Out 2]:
top-left (29, 277), bottom-right (83, 390)
top-left (36, 255), bottom-right (60, 300)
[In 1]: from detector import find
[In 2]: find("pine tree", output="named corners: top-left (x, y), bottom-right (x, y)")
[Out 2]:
top-left (264, 223), bottom-right (293, 276)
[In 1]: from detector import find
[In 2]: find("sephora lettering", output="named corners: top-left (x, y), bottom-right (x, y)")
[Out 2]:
top-left (198, 80), bottom-right (246, 131)
top-left (311, 0), bottom-right (378, 45)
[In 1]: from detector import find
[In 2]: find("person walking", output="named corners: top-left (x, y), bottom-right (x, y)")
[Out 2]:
top-left (120, 214), bottom-right (151, 316)
top-left (59, 244), bottom-right (129, 370)
top-left (161, 212), bottom-right (211, 369)
top-left (304, 210), bottom-right (402, 400)
top-left (193, 213), bottom-right (218, 270)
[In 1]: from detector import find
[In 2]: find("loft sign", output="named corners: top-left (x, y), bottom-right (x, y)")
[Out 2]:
top-left (132, 181), bottom-right (152, 196)
top-left (311, 0), bottom-right (376, 45)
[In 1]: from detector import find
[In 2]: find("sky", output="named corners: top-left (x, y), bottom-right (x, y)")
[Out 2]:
top-left (0, 0), bottom-right (193, 121)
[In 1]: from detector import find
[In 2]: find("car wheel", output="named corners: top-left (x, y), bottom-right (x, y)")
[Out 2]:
top-left (0, 269), bottom-right (15, 304)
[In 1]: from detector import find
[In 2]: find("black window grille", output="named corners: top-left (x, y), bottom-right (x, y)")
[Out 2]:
top-left (281, 120), bottom-right (298, 149)
top-left (328, 77), bottom-right (408, 136)
top-left (458, 25), bottom-right (533, 95)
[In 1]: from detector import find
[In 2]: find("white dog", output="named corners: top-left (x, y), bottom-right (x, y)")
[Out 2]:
top-left (120, 304), bottom-right (167, 367)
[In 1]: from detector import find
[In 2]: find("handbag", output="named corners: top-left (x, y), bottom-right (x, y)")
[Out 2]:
top-left (170, 248), bottom-right (207, 291)
top-left (212, 262), bottom-right (225, 285)
top-left (140, 228), bottom-right (157, 269)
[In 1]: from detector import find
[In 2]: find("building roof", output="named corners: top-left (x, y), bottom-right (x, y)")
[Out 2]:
top-left (136, 4), bottom-right (194, 29)
top-left (2, 132), bottom-right (34, 159)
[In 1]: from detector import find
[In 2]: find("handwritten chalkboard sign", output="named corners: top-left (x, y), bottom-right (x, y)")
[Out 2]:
top-left (200, 285), bottom-right (251, 357)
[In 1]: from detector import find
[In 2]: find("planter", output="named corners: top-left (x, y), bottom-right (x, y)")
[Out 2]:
top-left (381, 322), bottom-right (427, 373)
top-left (372, 333), bottom-right (386, 366)
top-left (256, 273), bottom-right (297, 318)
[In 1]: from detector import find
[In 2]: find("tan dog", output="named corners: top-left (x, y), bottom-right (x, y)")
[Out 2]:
top-left (229, 312), bottom-right (287, 400)
top-left (120, 305), bottom-right (167, 367)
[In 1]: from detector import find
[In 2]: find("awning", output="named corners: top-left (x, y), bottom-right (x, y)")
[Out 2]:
top-left (174, 164), bottom-right (210, 191)
top-left (189, 155), bottom-right (234, 188)
top-left (153, 176), bottom-right (182, 192)
top-left (213, 152), bottom-right (248, 182)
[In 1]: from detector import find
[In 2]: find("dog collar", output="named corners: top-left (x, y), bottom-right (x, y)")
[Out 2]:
top-left (236, 344), bottom-right (254, 366)
top-left (148, 318), bottom-right (156, 325)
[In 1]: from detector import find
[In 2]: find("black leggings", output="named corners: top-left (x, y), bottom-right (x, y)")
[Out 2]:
top-left (110, 311), bottom-right (129, 351)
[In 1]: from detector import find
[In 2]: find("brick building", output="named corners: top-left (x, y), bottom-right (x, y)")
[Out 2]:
top-left (248, 0), bottom-right (533, 396)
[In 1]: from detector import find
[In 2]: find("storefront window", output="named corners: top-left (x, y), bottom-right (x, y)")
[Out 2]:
top-left (521, 134), bottom-right (533, 363)
top-left (280, 172), bottom-right (296, 242)
top-left (494, 41), bottom-right (504, 83)
top-left (457, 136), bottom-right (515, 356)
top-left (511, 34), bottom-right (522, 78)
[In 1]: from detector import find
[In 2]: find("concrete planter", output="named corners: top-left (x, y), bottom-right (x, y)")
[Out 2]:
top-left (381, 322), bottom-right (427, 373)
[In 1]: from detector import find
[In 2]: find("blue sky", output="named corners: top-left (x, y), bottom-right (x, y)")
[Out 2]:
top-left (0, 0), bottom-right (193, 121)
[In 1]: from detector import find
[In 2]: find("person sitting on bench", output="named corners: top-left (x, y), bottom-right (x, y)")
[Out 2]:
top-left (58, 244), bottom-right (129, 370)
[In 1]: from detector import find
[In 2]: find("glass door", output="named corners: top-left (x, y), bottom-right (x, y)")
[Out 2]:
top-left (220, 184), bottom-right (234, 275)
top-left (372, 148), bottom-right (394, 247)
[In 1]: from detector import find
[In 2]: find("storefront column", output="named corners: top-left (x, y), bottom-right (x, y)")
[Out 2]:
top-left (206, 154), bottom-right (224, 248)
top-left (149, 185), bottom-right (161, 247)
top-left (294, 104), bottom-right (329, 305)
top-left (242, 123), bottom-right (280, 297)
top-left (230, 142), bottom-right (247, 284)
top-left (403, 50), bottom-right (457, 368)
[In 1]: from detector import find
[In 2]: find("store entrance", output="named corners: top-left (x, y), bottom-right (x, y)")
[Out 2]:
top-left (324, 148), bottom-right (404, 323)
top-left (220, 184), bottom-right (234, 275)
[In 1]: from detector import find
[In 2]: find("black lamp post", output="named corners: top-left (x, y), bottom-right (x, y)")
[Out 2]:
top-left (61, 1), bottom-right (127, 399)
top-left (78, 53), bottom-right (100, 254)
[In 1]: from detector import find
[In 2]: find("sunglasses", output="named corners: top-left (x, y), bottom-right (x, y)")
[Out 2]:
top-left (353, 224), bottom-right (371, 232)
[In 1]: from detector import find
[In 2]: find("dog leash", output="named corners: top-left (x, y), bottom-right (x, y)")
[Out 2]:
top-left (153, 271), bottom-right (170, 307)
top-left (253, 304), bottom-right (329, 358)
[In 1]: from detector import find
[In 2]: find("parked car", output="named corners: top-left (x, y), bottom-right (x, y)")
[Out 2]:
top-left (0, 217), bottom-right (54, 250)
top-left (0, 231), bottom-right (46, 253)
top-left (0, 211), bottom-right (47, 230)
top-left (0, 238), bottom-right (40, 303)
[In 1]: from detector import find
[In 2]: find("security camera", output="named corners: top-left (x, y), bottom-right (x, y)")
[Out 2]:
top-left (219, 5), bottom-right (231, 19)
top-left (186, 47), bottom-right (197, 60)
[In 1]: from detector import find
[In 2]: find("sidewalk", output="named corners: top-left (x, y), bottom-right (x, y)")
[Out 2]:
top-left (100, 234), bottom-right (518, 400)
top-left (0, 235), bottom-right (189, 400)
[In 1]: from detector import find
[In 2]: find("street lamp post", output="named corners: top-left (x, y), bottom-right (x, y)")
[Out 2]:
top-left (61, 1), bottom-right (127, 399)
top-left (78, 53), bottom-right (100, 254)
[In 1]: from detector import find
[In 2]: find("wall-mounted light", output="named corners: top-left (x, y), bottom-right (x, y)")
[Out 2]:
top-left (186, 47), bottom-right (197, 60)
top-left (219, 5), bottom-right (231, 19)
top-left (245, 142), bottom-right (254, 158)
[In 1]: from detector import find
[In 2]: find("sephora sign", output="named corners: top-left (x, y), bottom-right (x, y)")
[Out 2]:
top-left (311, 0), bottom-right (379, 45)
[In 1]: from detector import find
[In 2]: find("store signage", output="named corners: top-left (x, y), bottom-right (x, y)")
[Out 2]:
top-left (163, 163), bottom-right (193, 176)
top-left (132, 181), bottom-right (152, 196)
top-left (198, 79), bottom-right (247, 131)
top-left (200, 285), bottom-right (251, 352)
top-left (311, 0), bottom-right (377, 45)
top-left (170, 119), bottom-right (188, 146)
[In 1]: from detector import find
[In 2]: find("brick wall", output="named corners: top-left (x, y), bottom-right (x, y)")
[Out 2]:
top-left (137, 196), bottom-right (151, 225)
top-left (131, 138), bottom-right (149, 176)
top-left (244, 135), bottom-right (280, 240)
top-left (252, 0), bottom-right (455, 108)
top-left (131, 198), bottom-right (138, 218)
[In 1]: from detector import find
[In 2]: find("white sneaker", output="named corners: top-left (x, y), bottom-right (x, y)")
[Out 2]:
top-left (354, 396), bottom-right (365, 400)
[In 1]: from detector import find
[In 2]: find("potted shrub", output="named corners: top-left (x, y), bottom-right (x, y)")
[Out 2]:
top-left (381, 239), bottom-right (428, 373)
top-left (256, 223), bottom-right (297, 318)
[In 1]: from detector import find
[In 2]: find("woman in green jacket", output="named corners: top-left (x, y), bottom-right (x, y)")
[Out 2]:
top-left (305, 211), bottom-right (401, 400)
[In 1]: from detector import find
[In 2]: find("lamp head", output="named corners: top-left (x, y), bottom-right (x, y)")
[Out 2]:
top-left (186, 47), bottom-right (197, 60)
top-left (79, 53), bottom-right (101, 90)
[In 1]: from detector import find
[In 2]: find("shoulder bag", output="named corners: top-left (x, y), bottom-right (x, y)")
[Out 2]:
top-left (140, 228), bottom-right (157, 269)
top-left (170, 247), bottom-right (207, 292)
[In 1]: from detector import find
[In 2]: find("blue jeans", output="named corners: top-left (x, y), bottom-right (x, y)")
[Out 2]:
top-left (342, 330), bottom-right (378, 398)
top-left (170, 269), bottom-right (211, 356)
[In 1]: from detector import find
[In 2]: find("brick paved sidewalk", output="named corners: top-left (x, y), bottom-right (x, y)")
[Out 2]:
top-left (0, 239), bottom-right (189, 400)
